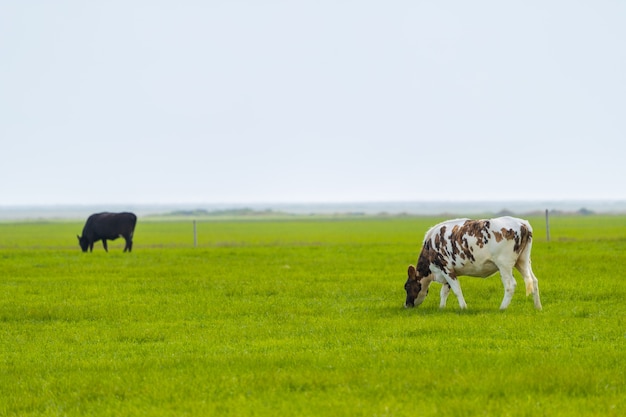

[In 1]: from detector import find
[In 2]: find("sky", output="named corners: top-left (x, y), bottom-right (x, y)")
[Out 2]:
top-left (1, 0), bottom-right (625, 206)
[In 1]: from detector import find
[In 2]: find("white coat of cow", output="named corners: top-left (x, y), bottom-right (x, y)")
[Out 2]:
top-left (403, 216), bottom-right (542, 310)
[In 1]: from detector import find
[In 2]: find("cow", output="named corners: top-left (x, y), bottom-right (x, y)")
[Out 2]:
top-left (77, 212), bottom-right (137, 252)
top-left (404, 216), bottom-right (542, 310)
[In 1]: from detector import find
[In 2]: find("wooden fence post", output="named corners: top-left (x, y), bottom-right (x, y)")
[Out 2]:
top-left (193, 220), bottom-right (197, 247)
top-left (545, 209), bottom-right (550, 242)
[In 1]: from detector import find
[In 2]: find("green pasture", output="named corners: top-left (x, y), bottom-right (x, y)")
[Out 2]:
top-left (0, 215), bottom-right (624, 416)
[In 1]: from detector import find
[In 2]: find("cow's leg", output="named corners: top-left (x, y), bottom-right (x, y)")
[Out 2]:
top-left (89, 242), bottom-right (94, 252)
top-left (438, 271), bottom-right (467, 309)
top-left (498, 267), bottom-right (517, 310)
top-left (102, 240), bottom-right (108, 252)
top-left (439, 283), bottom-right (451, 308)
top-left (124, 237), bottom-right (132, 252)
top-left (516, 260), bottom-right (542, 310)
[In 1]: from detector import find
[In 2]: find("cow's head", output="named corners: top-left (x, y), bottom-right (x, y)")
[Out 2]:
top-left (77, 235), bottom-right (89, 252)
top-left (404, 265), bottom-right (431, 308)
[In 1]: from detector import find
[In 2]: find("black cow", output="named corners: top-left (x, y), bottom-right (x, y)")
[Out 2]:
top-left (77, 212), bottom-right (137, 252)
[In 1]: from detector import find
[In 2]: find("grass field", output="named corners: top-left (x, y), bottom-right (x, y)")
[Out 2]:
top-left (0, 215), bottom-right (624, 416)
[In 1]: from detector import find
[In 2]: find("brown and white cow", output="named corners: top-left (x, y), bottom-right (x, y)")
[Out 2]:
top-left (404, 216), bottom-right (542, 310)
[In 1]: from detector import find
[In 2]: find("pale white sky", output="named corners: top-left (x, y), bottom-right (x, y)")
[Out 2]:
top-left (1, 0), bottom-right (625, 206)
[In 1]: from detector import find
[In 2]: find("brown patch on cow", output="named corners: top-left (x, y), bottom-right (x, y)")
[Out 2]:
top-left (448, 225), bottom-right (462, 261)
top-left (497, 225), bottom-right (532, 253)
top-left (416, 239), bottom-right (447, 278)
top-left (461, 220), bottom-right (490, 248)
top-left (446, 220), bottom-right (491, 262)
top-left (493, 231), bottom-right (504, 242)
top-left (434, 226), bottom-right (447, 252)
top-left (500, 227), bottom-right (516, 241)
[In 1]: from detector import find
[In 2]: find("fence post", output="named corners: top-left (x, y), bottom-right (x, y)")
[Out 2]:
top-left (545, 209), bottom-right (550, 242)
top-left (193, 220), bottom-right (197, 247)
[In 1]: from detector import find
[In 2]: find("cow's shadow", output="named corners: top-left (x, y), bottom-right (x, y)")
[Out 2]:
top-left (390, 304), bottom-right (500, 316)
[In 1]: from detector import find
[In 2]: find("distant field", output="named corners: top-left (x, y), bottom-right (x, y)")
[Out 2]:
top-left (0, 216), bottom-right (624, 416)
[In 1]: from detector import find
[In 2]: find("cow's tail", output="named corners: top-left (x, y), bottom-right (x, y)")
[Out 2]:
top-left (518, 224), bottom-right (536, 296)
top-left (514, 221), bottom-right (542, 309)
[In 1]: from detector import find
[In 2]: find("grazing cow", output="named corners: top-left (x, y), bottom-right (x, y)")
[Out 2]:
top-left (77, 212), bottom-right (137, 252)
top-left (404, 216), bottom-right (542, 310)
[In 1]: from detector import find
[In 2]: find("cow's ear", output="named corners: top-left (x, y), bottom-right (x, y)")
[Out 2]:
top-left (407, 265), bottom-right (417, 279)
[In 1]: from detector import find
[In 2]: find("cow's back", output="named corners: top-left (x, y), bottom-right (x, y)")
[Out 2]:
top-left (82, 212), bottom-right (136, 239)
